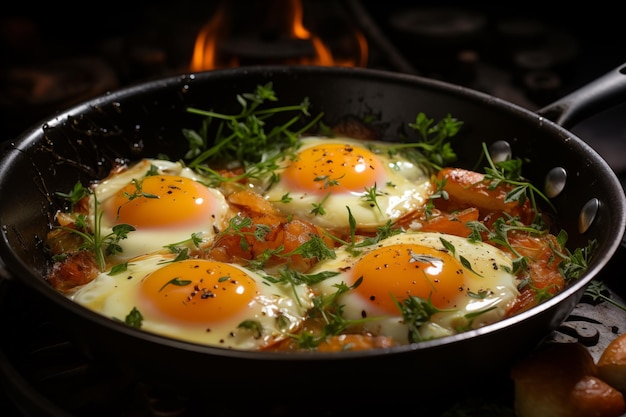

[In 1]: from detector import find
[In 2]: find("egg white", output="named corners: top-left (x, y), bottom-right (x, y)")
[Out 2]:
top-left (309, 231), bottom-right (520, 344)
top-left (260, 137), bottom-right (433, 233)
top-left (90, 158), bottom-right (234, 261)
top-left (70, 253), bottom-right (314, 349)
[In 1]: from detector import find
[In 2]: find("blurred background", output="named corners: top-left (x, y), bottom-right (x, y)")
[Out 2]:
top-left (1, 1), bottom-right (625, 171)
top-left (0, 2), bottom-right (625, 416)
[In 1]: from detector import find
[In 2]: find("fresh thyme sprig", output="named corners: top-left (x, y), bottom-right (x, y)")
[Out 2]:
top-left (55, 181), bottom-right (90, 212)
top-left (466, 216), bottom-right (537, 275)
top-left (424, 177), bottom-right (448, 220)
top-left (584, 280), bottom-right (626, 311)
top-left (183, 83), bottom-right (323, 182)
top-left (216, 215), bottom-right (271, 252)
top-left (263, 268), bottom-right (340, 309)
top-left (292, 278), bottom-right (374, 349)
top-left (481, 142), bottom-right (557, 217)
top-left (362, 183), bottom-right (383, 215)
top-left (57, 186), bottom-right (135, 271)
top-left (310, 193), bottom-right (331, 216)
top-left (383, 112), bottom-right (462, 173)
top-left (393, 294), bottom-right (450, 343)
top-left (324, 206), bottom-right (402, 255)
top-left (551, 231), bottom-right (597, 283)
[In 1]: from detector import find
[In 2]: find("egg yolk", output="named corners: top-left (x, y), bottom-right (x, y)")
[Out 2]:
top-left (104, 175), bottom-right (217, 229)
top-left (281, 143), bottom-right (386, 195)
top-left (139, 259), bottom-right (257, 324)
top-left (351, 244), bottom-right (465, 313)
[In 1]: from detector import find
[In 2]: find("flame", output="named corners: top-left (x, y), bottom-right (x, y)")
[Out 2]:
top-left (190, 0), bottom-right (368, 71)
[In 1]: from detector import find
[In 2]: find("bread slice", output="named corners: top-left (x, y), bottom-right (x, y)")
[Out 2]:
top-left (598, 333), bottom-right (626, 393)
top-left (511, 342), bottom-right (625, 417)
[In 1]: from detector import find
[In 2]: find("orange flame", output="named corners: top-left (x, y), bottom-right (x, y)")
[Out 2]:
top-left (190, 0), bottom-right (368, 71)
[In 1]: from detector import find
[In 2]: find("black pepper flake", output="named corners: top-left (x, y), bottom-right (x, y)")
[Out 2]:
top-left (200, 289), bottom-right (216, 299)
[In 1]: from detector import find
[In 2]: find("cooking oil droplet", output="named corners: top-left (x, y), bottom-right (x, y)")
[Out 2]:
top-left (131, 140), bottom-right (144, 153)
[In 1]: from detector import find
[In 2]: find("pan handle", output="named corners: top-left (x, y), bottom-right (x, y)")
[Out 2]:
top-left (536, 63), bottom-right (626, 129)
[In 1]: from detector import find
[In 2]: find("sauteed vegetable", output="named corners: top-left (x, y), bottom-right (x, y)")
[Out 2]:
top-left (44, 83), bottom-right (596, 351)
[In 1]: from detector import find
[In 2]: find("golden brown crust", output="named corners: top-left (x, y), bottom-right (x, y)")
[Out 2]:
top-left (598, 333), bottom-right (626, 393)
top-left (511, 342), bottom-right (625, 417)
top-left (571, 376), bottom-right (626, 417)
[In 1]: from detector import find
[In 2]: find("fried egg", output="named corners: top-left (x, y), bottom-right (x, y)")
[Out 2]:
top-left (308, 231), bottom-right (520, 344)
top-left (261, 137), bottom-right (432, 233)
top-left (91, 159), bottom-right (235, 261)
top-left (71, 253), bottom-right (313, 349)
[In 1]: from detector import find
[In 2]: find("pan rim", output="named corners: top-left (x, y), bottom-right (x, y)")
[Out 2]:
top-left (0, 64), bottom-right (624, 361)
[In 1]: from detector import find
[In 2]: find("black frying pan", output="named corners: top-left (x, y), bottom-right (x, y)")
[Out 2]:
top-left (0, 65), bottom-right (625, 406)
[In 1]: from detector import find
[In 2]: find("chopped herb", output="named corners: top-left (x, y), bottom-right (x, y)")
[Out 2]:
top-left (159, 277), bottom-right (192, 292)
top-left (480, 142), bottom-right (556, 220)
top-left (394, 294), bottom-right (452, 343)
top-left (362, 183), bottom-right (383, 215)
top-left (57, 191), bottom-right (135, 271)
top-left (55, 181), bottom-right (90, 212)
top-left (310, 192), bottom-right (331, 216)
top-left (584, 280), bottom-right (626, 311)
top-left (125, 307), bottom-right (144, 328)
top-left (238, 320), bottom-right (264, 338)
top-left (184, 83), bottom-right (323, 186)
top-left (108, 262), bottom-right (129, 275)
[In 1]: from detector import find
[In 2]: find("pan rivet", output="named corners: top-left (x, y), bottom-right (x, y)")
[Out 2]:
top-left (544, 167), bottom-right (567, 198)
top-left (579, 198), bottom-right (600, 234)
top-left (488, 140), bottom-right (511, 163)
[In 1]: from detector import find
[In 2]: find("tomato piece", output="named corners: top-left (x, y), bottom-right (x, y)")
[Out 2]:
top-left (436, 167), bottom-right (535, 224)
top-left (317, 334), bottom-right (396, 352)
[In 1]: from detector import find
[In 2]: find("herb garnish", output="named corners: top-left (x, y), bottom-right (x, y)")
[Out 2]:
top-left (292, 278), bottom-right (374, 349)
top-left (394, 294), bottom-right (450, 343)
top-left (584, 280), bottom-right (626, 311)
top-left (383, 112), bottom-right (462, 173)
top-left (183, 83), bottom-right (323, 185)
top-left (56, 184), bottom-right (135, 271)
top-left (362, 183), bottom-right (384, 215)
top-left (480, 142), bottom-right (556, 220)
top-left (55, 181), bottom-right (90, 212)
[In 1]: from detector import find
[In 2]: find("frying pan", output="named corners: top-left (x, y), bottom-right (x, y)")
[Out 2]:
top-left (0, 65), bottom-right (625, 406)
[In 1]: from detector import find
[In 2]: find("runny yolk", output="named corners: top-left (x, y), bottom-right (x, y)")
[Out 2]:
top-left (351, 244), bottom-right (465, 313)
top-left (281, 143), bottom-right (386, 195)
top-left (139, 259), bottom-right (257, 324)
top-left (104, 175), bottom-right (217, 229)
